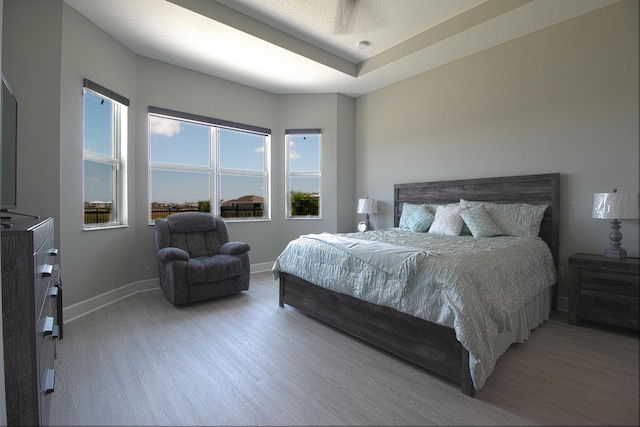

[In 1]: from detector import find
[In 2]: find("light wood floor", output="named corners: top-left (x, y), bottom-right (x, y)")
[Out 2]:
top-left (50, 271), bottom-right (639, 426)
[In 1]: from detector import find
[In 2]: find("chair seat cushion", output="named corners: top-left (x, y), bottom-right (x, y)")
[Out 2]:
top-left (186, 254), bottom-right (242, 284)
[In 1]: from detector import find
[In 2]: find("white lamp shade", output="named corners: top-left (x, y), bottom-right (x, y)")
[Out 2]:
top-left (357, 198), bottom-right (377, 214)
top-left (592, 192), bottom-right (640, 219)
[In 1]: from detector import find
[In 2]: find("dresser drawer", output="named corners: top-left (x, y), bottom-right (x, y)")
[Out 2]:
top-left (31, 217), bottom-right (54, 256)
top-left (36, 323), bottom-right (55, 427)
top-left (36, 295), bottom-right (56, 426)
top-left (35, 233), bottom-right (56, 318)
top-left (37, 313), bottom-right (56, 373)
top-left (580, 289), bottom-right (639, 320)
top-left (37, 331), bottom-right (54, 389)
top-left (580, 269), bottom-right (639, 296)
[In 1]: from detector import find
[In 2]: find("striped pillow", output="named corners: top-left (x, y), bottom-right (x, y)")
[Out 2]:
top-left (404, 205), bottom-right (435, 232)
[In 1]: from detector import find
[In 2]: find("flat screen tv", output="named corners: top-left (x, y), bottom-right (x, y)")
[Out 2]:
top-left (1, 74), bottom-right (18, 213)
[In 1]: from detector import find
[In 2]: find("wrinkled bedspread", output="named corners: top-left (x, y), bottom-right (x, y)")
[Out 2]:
top-left (272, 228), bottom-right (557, 389)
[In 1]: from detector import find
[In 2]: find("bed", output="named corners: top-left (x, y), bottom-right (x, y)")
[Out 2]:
top-left (273, 173), bottom-right (560, 397)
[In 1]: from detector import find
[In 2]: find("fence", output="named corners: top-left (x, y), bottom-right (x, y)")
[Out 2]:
top-left (149, 207), bottom-right (201, 221)
top-left (85, 204), bottom-right (267, 223)
top-left (84, 207), bottom-right (113, 224)
top-left (152, 205), bottom-right (264, 220)
top-left (290, 198), bottom-right (319, 216)
top-left (220, 204), bottom-right (264, 219)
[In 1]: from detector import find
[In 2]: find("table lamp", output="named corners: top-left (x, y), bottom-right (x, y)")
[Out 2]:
top-left (357, 197), bottom-right (377, 232)
top-left (592, 189), bottom-right (639, 260)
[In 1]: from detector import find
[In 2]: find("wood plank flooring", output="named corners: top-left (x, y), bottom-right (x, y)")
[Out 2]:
top-left (50, 272), bottom-right (639, 426)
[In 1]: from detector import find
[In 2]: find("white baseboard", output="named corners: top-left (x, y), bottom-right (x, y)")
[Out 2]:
top-left (63, 262), bottom-right (275, 323)
top-left (251, 261), bottom-right (274, 274)
top-left (63, 278), bottom-right (160, 323)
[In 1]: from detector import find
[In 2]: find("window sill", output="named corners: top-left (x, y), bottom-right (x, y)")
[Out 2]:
top-left (83, 224), bottom-right (129, 231)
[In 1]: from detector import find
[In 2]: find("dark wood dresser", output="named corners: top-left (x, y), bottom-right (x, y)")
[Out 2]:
top-left (1, 217), bottom-right (61, 426)
top-left (568, 253), bottom-right (639, 331)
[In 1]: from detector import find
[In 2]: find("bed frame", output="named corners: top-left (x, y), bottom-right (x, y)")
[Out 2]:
top-left (279, 173), bottom-right (560, 396)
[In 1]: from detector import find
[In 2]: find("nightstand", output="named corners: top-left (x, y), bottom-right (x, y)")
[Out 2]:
top-left (568, 253), bottom-right (639, 330)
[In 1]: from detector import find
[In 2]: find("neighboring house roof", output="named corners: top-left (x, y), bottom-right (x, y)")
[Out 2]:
top-left (221, 195), bottom-right (264, 205)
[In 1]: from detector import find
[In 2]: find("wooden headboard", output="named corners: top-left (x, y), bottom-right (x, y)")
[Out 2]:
top-left (394, 173), bottom-right (560, 268)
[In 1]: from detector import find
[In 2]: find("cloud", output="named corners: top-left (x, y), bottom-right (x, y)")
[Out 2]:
top-left (150, 116), bottom-right (181, 137)
top-left (289, 141), bottom-right (301, 159)
top-left (254, 146), bottom-right (264, 153)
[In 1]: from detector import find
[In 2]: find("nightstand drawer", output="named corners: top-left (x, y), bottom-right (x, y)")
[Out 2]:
top-left (580, 269), bottom-right (639, 296)
top-left (580, 289), bottom-right (639, 320)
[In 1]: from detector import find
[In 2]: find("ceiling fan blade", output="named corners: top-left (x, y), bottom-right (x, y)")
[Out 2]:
top-left (334, 0), bottom-right (359, 34)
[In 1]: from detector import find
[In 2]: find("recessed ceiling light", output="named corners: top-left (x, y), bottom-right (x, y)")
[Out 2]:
top-left (357, 40), bottom-right (371, 50)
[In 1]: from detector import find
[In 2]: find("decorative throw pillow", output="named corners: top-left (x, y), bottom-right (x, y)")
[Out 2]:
top-left (399, 203), bottom-right (439, 229)
top-left (399, 203), bottom-right (421, 229)
top-left (459, 204), bottom-right (503, 238)
top-left (460, 199), bottom-right (548, 237)
top-left (404, 205), bottom-right (435, 232)
top-left (428, 204), bottom-right (466, 236)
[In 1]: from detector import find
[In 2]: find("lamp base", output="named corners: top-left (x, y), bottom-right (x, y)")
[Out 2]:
top-left (604, 246), bottom-right (627, 260)
top-left (357, 213), bottom-right (371, 232)
top-left (604, 219), bottom-right (627, 260)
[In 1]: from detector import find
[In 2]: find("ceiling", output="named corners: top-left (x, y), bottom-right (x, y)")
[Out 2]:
top-left (62, 0), bottom-right (620, 98)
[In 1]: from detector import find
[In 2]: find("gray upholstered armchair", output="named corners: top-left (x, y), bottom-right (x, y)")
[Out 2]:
top-left (154, 212), bottom-right (250, 305)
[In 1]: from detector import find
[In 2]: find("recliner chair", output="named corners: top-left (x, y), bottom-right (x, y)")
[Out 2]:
top-left (154, 212), bottom-right (250, 305)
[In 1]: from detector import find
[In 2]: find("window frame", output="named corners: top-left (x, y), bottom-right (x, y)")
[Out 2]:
top-left (285, 129), bottom-right (322, 219)
top-left (82, 79), bottom-right (129, 230)
top-left (147, 106), bottom-right (271, 224)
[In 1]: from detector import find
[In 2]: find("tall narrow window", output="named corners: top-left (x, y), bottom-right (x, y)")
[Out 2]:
top-left (82, 80), bottom-right (128, 228)
top-left (286, 129), bottom-right (321, 218)
top-left (148, 107), bottom-right (270, 222)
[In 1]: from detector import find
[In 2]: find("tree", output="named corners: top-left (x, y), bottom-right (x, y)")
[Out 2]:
top-left (290, 191), bottom-right (319, 216)
top-left (198, 200), bottom-right (210, 212)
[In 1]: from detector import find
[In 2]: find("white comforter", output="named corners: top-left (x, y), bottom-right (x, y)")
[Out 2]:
top-left (272, 228), bottom-right (557, 389)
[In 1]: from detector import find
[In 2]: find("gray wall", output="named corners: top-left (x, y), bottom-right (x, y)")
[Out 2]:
top-left (59, 1), bottom-right (139, 305)
top-left (355, 0), bottom-right (639, 302)
top-left (2, 0), bottom-right (62, 232)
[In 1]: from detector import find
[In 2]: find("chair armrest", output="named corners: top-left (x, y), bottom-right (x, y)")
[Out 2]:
top-left (157, 247), bottom-right (190, 262)
top-left (219, 241), bottom-right (250, 255)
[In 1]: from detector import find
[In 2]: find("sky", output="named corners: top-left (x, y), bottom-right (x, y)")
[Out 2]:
top-left (83, 90), bottom-right (320, 206)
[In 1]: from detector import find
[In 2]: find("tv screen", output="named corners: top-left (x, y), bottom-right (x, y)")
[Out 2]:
top-left (1, 74), bottom-right (18, 212)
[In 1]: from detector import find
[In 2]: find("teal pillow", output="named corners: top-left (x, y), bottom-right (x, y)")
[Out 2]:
top-left (459, 204), bottom-right (503, 238)
top-left (399, 203), bottom-right (438, 229)
top-left (404, 205), bottom-right (435, 232)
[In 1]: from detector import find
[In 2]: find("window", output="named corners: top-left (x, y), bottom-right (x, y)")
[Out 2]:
top-left (285, 129), bottom-right (321, 218)
top-left (82, 80), bottom-right (128, 228)
top-left (148, 107), bottom-right (270, 222)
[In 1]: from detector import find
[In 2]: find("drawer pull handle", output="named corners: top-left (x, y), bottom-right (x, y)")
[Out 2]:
top-left (595, 299), bottom-right (630, 309)
top-left (48, 248), bottom-right (59, 256)
top-left (45, 369), bottom-right (55, 395)
top-left (42, 316), bottom-right (54, 336)
top-left (594, 278), bottom-right (630, 287)
top-left (49, 286), bottom-right (59, 298)
top-left (40, 264), bottom-right (53, 277)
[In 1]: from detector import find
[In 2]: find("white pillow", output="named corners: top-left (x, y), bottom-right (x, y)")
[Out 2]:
top-left (428, 204), bottom-right (466, 236)
top-left (459, 199), bottom-right (548, 237)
